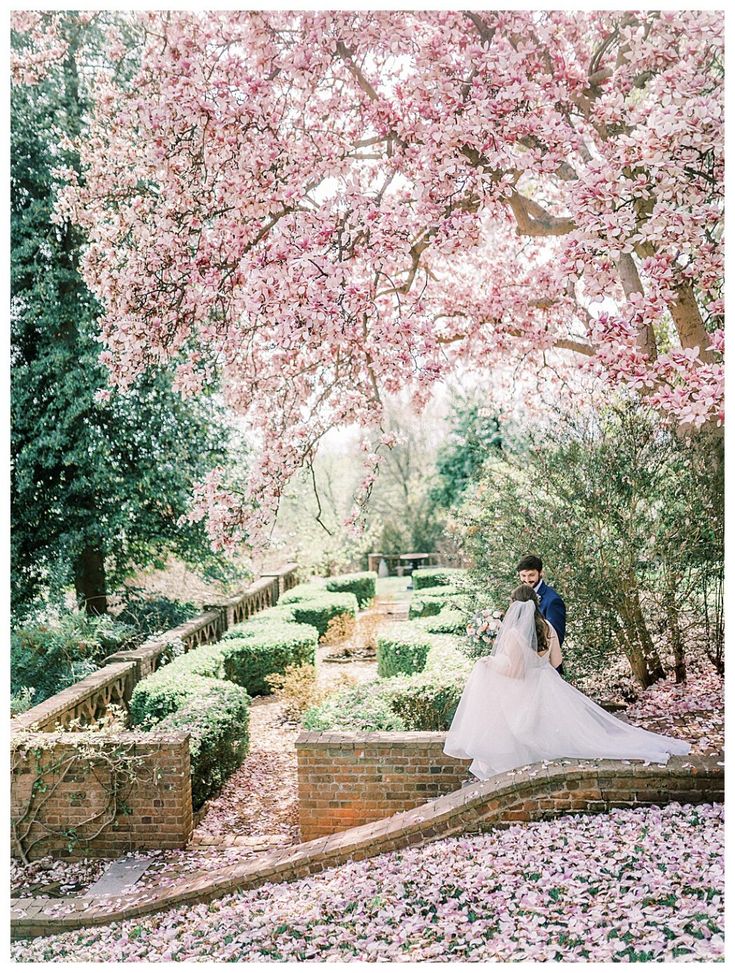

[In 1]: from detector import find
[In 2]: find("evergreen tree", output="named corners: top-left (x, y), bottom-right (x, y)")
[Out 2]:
top-left (11, 15), bottom-right (242, 619)
top-left (429, 400), bottom-right (502, 512)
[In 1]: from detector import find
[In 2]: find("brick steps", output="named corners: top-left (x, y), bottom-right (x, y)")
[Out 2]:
top-left (11, 752), bottom-right (722, 940)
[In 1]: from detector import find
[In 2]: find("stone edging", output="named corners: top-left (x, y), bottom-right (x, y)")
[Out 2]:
top-left (11, 753), bottom-right (722, 940)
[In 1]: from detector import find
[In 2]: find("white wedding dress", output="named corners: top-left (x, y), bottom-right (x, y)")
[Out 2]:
top-left (444, 601), bottom-right (691, 779)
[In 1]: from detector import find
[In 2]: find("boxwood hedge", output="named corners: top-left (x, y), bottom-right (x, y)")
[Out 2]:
top-left (274, 591), bottom-right (358, 638)
top-left (156, 682), bottom-right (251, 810)
top-left (220, 622), bottom-right (318, 695)
top-left (279, 582), bottom-right (327, 604)
top-left (302, 683), bottom-right (406, 732)
top-left (129, 644), bottom-right (229, 728)
top-left (408, 588), bottom-right (464, 619)
top-left (419, 606), bottom-right (469, 635)
top-left (376, 623), bottom-right (433, 677)
top-left (411, 567), bottom-right (468, 590)
top-left (324, 571), bottom-right (377, 608)
top-left (303, 633), bottom-right (472, 732)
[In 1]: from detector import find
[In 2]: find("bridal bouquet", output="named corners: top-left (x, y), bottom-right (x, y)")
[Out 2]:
top-left (464, 608), bottom-right (504, 657)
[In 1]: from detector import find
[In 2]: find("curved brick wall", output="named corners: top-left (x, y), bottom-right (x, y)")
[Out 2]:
top-left (11, 752), bottom-right (722, 940)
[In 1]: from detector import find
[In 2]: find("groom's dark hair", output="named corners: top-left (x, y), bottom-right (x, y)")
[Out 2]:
top-left (517, 555), bottom-right (543, 573)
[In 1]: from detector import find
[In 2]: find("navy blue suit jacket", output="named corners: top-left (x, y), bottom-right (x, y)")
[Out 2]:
top-left (536, 579), bottom-right (566, 676)
top-left (536, 580), bottom-right (566, 644)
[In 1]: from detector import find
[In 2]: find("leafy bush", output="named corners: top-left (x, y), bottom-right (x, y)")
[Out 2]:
top-left (419, 606), bottom-right (469, 635)
top-left (320, 612), bottom-right (357, 646)
top-left (384, 677), bottom-right (465, 731)
top-left (266, 664), bottom-right (357, 722)
top-left (412, 568), bottom-right (467, 589)
top-left (11, 610), bottom-right (136, 709)
top-left (155, 682), bottom-right (250, 810)
top-left (302, 682), bottom-right (407, 732)
top-left (130, 669), bottom-right (220, 728)
top-left (324, 571), bottom-right (377, 608)
top-left (303, 630), bottom-right (472, 732)
top-left (279, 582), bottom-right (327, 604)
top-left (377, 624), bottom-right (433, 677)
top-left (114, 590), bottom-right (200, 640)
top-left (277, 585), bottom-right (359, 637)
top-left (221, 607), bottom-right (297, 637)
top-left (286, 595), bottom-right (358, 638)
top-left (220, 623), bottom-right (318, 696)
top-left (11, 686), bottom-right (35, 717)
top-left (408, 591), bottom-right (462, 619)
top-left (384, 636), bottom-right (471, 729)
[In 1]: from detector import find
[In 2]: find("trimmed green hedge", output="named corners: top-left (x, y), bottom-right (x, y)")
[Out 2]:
top-left (412, 568), bottom-right (467, 589)
top-left (324, 571), bottom-right (377, 608)
top-left (302, 683), bottom-right (406, 732)
top-left (220, 607), bottom-right (298, 637)
top-left (377, 623), bottom-right (433, 677)
top-left (408, 590), bottom-right (462, 619)
top-left (279, 583), bottom-right (326, 604)
top-left (221, 622), bottom-right (318, 695)
top-left (129, 646), bottom-right (229, 728)
top-left (384, 676), bottom-right (465, 731)
top-left (156, 682), bottom-right (250, 810)
top-left (286, 594), bottom-right (358, 638)
top-left (303, 632), bottom-right (472, 732)
top-left (419, 606), bottom-right (468, 635)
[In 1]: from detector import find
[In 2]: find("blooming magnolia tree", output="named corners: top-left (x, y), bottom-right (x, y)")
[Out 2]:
top-left (13, 10), bottom-right (723, 552)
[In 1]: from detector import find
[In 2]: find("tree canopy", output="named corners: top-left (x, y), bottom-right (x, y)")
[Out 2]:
top-left (12, 10), bottom-right (723, 552)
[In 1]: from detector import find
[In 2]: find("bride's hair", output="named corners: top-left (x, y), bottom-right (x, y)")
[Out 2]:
top-left (510, 584), bottom-right (549, 653)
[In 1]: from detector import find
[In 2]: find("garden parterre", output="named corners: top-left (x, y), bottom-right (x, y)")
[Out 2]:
top-left (11, 801), bottom-right (723, 962)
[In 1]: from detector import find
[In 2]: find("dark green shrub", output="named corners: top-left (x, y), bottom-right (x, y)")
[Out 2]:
top-left (412, 568), bottom-right (467, 590)
top-left (11, 610), bottom-right (136, 709)
top-left (130, 670), bottom-right (217, 728)
top-left (408, 587), bottom-right (462, 618)
top-left (420, 607), bottom-right (468, 635)
top-left (377, 625), bottom-right (433, 677)
top-left (221, 623), bottom-right (318, 696)
top-left (220, 607), bottom-right (297, 639)
top-left (173, 645), bottom-right (227, 679)
top-left (156, 682), bottom-right (250, 810)
top-left (385, 677), bottom-right (464, 731)
top-left (279, 583), bottom-right (326, 604)
top-left (303, 631), bottom-right (472, 732)
top-left (324, 571), bottom-right (377, 608)
top-left (286, 594), bottom-right (358, 638)
top-left (302, 682), bottom-right (406, 732)
top-left (115, 590), bottom-right (199, 640)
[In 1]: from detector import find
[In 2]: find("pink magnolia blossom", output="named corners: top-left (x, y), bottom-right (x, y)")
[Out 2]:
top-left (13, 11), bottom-right (724, 550)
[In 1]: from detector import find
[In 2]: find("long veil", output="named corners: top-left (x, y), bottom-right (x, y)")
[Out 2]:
top-left (487, 600), bottom-right (548, 680)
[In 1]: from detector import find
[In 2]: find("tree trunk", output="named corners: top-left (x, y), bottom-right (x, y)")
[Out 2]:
top-left (628, 587), bottom-right (666, 684)
top-left (664, 575), bottom-right (686, 684)
top-left (614, 614), bottom-right (654, 688)
top-left (74, 546), bottom-right (108, 615)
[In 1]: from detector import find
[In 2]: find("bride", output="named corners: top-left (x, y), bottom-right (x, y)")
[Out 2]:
top-left (444, 585), bottom-right (691, 779)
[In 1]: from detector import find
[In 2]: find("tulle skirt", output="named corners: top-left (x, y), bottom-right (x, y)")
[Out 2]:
top-left (443, 657), bottom-right (691, 780)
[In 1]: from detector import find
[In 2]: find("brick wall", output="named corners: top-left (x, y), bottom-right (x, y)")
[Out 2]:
top-left (11, 731), bottom-right (192, 860)
top-left (296, 731), bottom-right (469, 839)
top-left (13, 752), bottom-right (722, 940)
top-left (296, 731), bottom-right (723, 841)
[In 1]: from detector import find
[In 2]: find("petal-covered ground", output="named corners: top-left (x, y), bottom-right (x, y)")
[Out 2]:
top-left (11, 802), bottom-right (723, 962)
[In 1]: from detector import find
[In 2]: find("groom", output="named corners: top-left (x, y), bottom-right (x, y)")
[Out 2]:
top-left (517, 554), bottom-right (566, 676)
